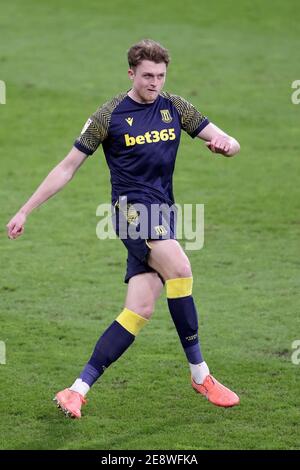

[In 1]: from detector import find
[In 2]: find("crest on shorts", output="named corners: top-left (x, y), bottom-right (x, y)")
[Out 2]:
top-left (126, 205), bottom-right (139, 225)
top-left (160, 109), bottom-right (172, 123)
top-left (154, 225), bottom-right (167, 236)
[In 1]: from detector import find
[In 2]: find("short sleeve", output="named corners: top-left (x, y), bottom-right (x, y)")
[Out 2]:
top-left (74, 105), bottom-right (111, 155)
top-left (168, 94), bottom-right (209, 138)
top-left (74, 93), bottom-right (127, 155)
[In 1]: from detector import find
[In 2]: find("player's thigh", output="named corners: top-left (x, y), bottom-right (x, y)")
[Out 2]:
top-left (147, 239), bottom-right (192, 281)
top-left (125, 272), bottom-right (164, 319)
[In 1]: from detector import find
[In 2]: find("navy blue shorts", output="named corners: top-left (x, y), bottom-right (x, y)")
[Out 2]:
top-left (112, 199), bottom-right (176, 283)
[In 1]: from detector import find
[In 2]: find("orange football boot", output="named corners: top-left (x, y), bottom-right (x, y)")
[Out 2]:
top-left (191, 374), bottom-right (240, 407)
top-left (53, 388), bottom-right (87, 418)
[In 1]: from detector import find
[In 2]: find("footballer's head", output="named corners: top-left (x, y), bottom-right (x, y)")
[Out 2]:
top-left (127, 39), bottom-right (170, 104)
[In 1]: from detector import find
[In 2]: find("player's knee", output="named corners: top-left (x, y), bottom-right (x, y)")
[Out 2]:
top-left (171, 262), bottom-right (192, 279)
top-left (136, 302), bottom-right (155, 319)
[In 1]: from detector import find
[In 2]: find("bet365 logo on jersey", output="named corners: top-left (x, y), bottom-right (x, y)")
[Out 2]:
top-left (124, 128), bottom-right (176, 146)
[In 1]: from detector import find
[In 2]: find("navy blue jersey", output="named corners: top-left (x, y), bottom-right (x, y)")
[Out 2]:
top-left (74, 92), bottom-right (209, 204)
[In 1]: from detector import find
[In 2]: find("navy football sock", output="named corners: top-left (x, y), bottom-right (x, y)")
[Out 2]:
top-left (166, 277), bottom-right (203, 365)
top-left (80, 308), bottom-right (147, 387)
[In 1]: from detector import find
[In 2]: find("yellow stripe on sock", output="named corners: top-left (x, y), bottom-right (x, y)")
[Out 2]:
top-left (166, 277), bottom-right (193, 298)
top-left (116, 308), bottom-right (148, 336)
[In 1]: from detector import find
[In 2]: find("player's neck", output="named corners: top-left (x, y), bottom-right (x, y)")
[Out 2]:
top-left (127, 89), bottom-right (156, 104)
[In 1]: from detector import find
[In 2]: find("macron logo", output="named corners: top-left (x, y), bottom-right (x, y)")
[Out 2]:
top-left (125, 117), bottom-right (133, 126)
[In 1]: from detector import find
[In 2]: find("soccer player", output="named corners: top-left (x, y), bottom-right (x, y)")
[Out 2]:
top-left (7, 39), bottom-right (241, 418)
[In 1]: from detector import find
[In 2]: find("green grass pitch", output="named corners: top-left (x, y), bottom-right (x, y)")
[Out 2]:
top-left (0, 0), bottom-right (300, 450)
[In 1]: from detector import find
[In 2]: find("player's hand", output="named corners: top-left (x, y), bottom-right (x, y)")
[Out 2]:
top-left (205, 136), bottom-right (233, 156)
top-left (6, 212), bottom-right (27, 239)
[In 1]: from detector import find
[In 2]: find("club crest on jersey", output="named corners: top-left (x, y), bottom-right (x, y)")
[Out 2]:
top-left (125, 117), bottom-right (133, 126)
top-left (160, 109), bottom-right (172, 123)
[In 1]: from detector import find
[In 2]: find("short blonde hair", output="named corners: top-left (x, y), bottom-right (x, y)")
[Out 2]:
top-left (127, 39), bottom-right (170, 68)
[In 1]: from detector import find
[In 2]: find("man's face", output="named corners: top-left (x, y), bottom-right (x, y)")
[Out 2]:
top-left (128, 60), bottom-right (167, 103)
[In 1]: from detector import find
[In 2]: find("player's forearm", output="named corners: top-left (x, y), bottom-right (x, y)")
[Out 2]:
top-left (19, 164), bottom-right (73, 216)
